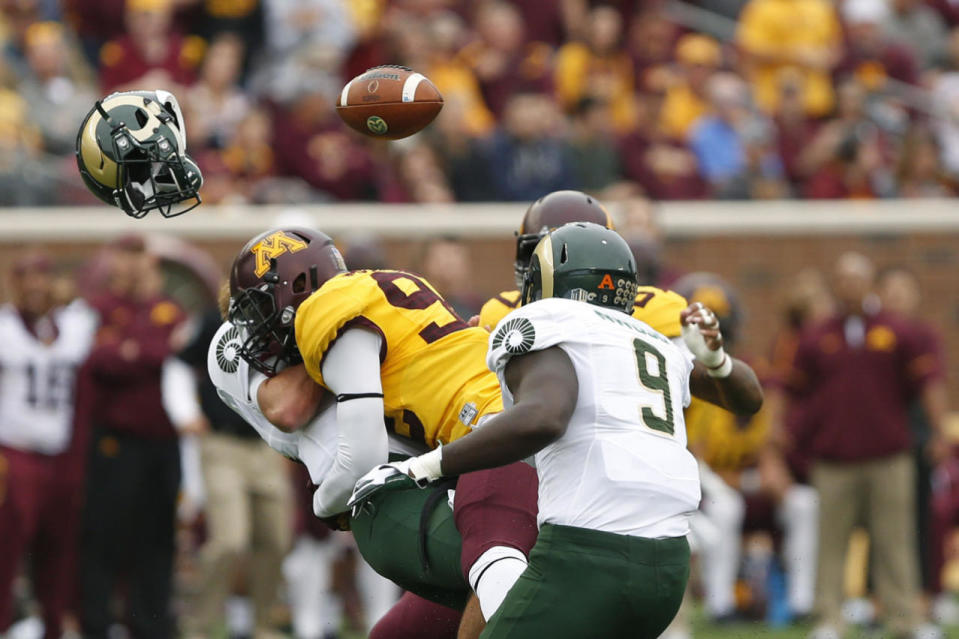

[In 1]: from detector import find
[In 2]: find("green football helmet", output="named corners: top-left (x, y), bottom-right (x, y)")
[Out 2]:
top-left (76, 90), bottom-right (202, 218)
top-left (521, 222), bottom-right (639, 313)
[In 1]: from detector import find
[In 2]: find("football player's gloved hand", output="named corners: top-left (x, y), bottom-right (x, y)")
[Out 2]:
top-left (680, 302), bottom-right (732, 378)
top-left (348, 461), bottom-right (416, 516)
top-left (347, 448), bottom-right (445, 516)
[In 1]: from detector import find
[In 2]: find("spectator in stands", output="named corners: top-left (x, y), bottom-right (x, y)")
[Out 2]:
top-left (164, 306), bottom-right (293, 639)
top-left (271, 85), bottom-right (376, 201)
top-left (256, 0), bottom-right (354, 99)
top-left (786, 252), bottom-right (947, 639)
top-left (184, 32), bottom-right (249, 151)
top-left (98, 0), bottom-right (203, 93)
top-left (625, 8), bottom-right (681, 79)
top-left (78, 235), bottom-right (185, 639)
top-left (64, 0), bottom-right (126, 64)
top-left (263, 0), bottom-right (354, 59)
top-left (506, 0), bottom-right (578, 48)
top-left (185, 0), bottom-right (263, 62)
top-left (461, 1), bottom-right (552, 119)
top-left (736, 0), bottom-right (842, 117)
top-left (430, 97), bottom-right (496, 201)
top-left (196, 108), bottom-right (276, 204)
top-left (0, 253), bottom-right (96, 639)
top-left (660, 33), bottom-right (721, 142)
top-left (618, 75), bottom-right (707, 200)
top-left (882, 0), bottom-right (948, 70)
top-left (412, 11), bottom-right (494, 139)
top-left (774, 69), bottom-right (820, 191)
top-left (797, 78), bottom-right (895, 198)
top-left (566, 97), bottom-right (623, 194)
top-left (394, 144), bottom-right (455, 203)
top-left (838, 0), bottom-right (919, 88)
top-left (0, 88), bottom-right (61, 206)
top-left (1, 0), bottom-right (45, 79)
top-left (18, 21), bottom-right (95, 156)
top-left (481, 91), bottom-right (573, 201)
top-left (689, 72), bottom-right (786, 199)
top-left (930, 28), bottom-right (959, 175)
top-left (896, 125), bottom-right (956, 196)
top-left (554, 3), bottom-right (637, 132)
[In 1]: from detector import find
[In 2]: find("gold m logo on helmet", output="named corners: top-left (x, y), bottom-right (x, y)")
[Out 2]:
top-left (251, 231), bottom-right (308, 277)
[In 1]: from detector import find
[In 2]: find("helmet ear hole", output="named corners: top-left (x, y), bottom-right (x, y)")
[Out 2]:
top-left (292, 273), bottom-right (307, 294)
top-left (560, 243), bottom-right (569, 264)
top-left (134, 108), bottom-right (149, 128)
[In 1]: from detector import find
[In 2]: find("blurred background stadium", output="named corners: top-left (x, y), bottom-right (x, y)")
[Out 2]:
top-left (1, 0), bottom-right (958, 637)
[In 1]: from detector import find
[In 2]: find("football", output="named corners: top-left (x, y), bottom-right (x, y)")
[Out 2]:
top-left (336, 65), bottom-right (444, 140)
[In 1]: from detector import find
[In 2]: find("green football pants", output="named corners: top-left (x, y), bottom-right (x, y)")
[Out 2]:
top-left (481, 524), bottom-right (690, 639)
top-left (350, 479), bottom-right (469, 610)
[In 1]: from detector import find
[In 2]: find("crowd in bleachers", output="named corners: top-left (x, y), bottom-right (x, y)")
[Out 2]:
top-left (4, 0), bottom-right (959, 206)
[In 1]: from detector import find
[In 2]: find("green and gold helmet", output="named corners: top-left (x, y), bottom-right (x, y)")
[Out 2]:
top-left (522, 222), bottom-right (639, 313)
top-left (76, 90), bottom-right (202, 218)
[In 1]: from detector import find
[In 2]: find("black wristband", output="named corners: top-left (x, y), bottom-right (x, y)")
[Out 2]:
top-left (336, 392), bottom-right (384, 403)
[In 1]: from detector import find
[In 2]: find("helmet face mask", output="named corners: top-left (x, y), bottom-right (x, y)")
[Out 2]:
top-left (228, 228), bottom-right (347, 376)
top-left (229, 275), bottom-right (299, 377)
top-left (514, 190), bottom-right (614, 288)
top-left (522, 222), bottom-right (639, 314)
top-left (76, 91), bottom-right (203, 218)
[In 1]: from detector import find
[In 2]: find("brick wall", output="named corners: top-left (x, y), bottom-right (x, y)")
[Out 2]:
top-left (1, 230), bottom-right (956, 396)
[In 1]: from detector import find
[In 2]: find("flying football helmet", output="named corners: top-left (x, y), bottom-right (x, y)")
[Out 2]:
top-left (228, 227), bottom-right (347, 376)
top-left (76, 90), bottom-right (202, 218)
top-left (514, 190), bottom-right (614, 288)
top-left (522, 222), bottom-right (639, 313)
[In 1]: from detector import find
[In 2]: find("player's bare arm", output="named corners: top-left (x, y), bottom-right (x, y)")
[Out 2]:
top-left (257, 363), bottom-right (325, 432)
top-left (681, 302), bottom-right (763, 416)
top-left (413, 347), bottom-right (578, 480)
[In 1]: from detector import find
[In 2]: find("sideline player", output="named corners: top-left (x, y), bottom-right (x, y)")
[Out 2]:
top-left (0, 253), bottom-right (97, 639)
top-left (227, 227), bottom-right (538, 633)
top-left (354, 223), bottom-right (762, 638)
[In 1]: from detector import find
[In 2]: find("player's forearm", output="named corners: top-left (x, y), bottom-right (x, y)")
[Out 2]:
top-left (439, 401), bottom-right (565, 477)
top-left (258, 364), bottom-right (324, 432)
top-left (315, 396), bottom-right (389, 516)
top-left (690, 357), bottom-right (764, 416)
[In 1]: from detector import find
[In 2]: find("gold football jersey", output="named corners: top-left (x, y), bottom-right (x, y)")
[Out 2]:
top-left (684, 397), bottom-right (770, 472)
top-left (479, 286), bottom-right (687, 337)
top-left (295, 270), bottom-right (503, 448)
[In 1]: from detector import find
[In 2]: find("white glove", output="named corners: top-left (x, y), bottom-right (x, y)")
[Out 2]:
top-left (681, 303), bottom-right (732, 378)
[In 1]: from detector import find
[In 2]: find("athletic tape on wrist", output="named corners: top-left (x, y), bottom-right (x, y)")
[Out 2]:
top-left (706, 354), bottom-right (733, 378)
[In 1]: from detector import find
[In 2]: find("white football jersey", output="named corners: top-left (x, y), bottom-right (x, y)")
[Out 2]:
top-left (207, 321), bottom-right (337, 484)
top-left (207, 322), bottom-right (425, 485)
top-left (487, 298), bottom-right (701, 538)
top-left (0, 301), bottom-right (97, 455)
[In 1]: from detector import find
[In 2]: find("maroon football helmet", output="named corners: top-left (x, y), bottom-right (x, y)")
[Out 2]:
top-left (228, 227), bottom-right (346, 376)
top-left (514, 190), bottom-right (614, 287)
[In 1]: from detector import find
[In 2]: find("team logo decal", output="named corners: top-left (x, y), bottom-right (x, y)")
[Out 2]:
top-left (251, 231), bottom-right (307, 277)
top-left (366, 116), bottom-right (389, 135)
top-left (216, 325), bottom-right (243, 373)
top-left (598, 274), bottom-right (615, 290)
top-left (492, 317), bottom-right (536, 355)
